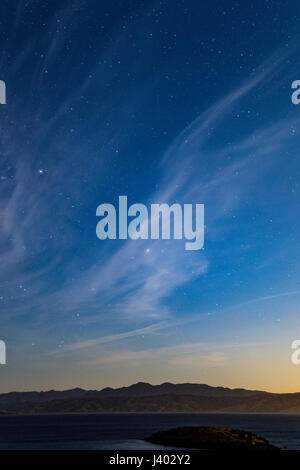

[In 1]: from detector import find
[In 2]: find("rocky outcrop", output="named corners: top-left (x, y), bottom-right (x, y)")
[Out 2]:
top-left (145, 426), bottom-right (279, 450)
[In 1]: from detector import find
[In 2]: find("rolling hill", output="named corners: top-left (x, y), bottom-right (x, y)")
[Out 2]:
top-left (1, 382), bottom-right (300, 414)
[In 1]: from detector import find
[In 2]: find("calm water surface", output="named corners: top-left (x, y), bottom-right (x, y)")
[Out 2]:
top-left (0, 413), bottom-right (299, 450)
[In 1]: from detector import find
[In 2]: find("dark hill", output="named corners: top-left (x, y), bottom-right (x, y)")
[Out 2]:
top-left (97, 381), bottom-right (266, 398)
top-left (1, 382), bottom-right (300, 414)
top-left (145, 426), bottom-right (279, 450)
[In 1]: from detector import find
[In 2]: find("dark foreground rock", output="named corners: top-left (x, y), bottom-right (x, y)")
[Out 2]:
top-left (145, 426), bottom-right (279, 450)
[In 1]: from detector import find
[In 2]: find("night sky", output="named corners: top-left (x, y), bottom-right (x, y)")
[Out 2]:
top-left (1, 0), bottom-right (300, 392)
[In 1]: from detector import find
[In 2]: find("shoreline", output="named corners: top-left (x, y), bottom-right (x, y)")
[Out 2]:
top-left (1, 411), bottom-right (300, 417)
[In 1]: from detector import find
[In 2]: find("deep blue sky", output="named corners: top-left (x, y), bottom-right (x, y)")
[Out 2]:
top-left (1, 0), bottom-right (300, 392)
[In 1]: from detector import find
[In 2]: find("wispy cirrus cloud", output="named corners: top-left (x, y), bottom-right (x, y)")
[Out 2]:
top-left (45, 43), bottom-right (295, 327)
top-left (51, 320), bottom-right (170, 354)
top-left (1, 5), bottom-right (298, 366)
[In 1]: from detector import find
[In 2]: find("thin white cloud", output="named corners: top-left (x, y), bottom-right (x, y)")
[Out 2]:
top-left (49, 46), bottom-right (293, 322)
top-left (51, 321), bottom-right (170, 354)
